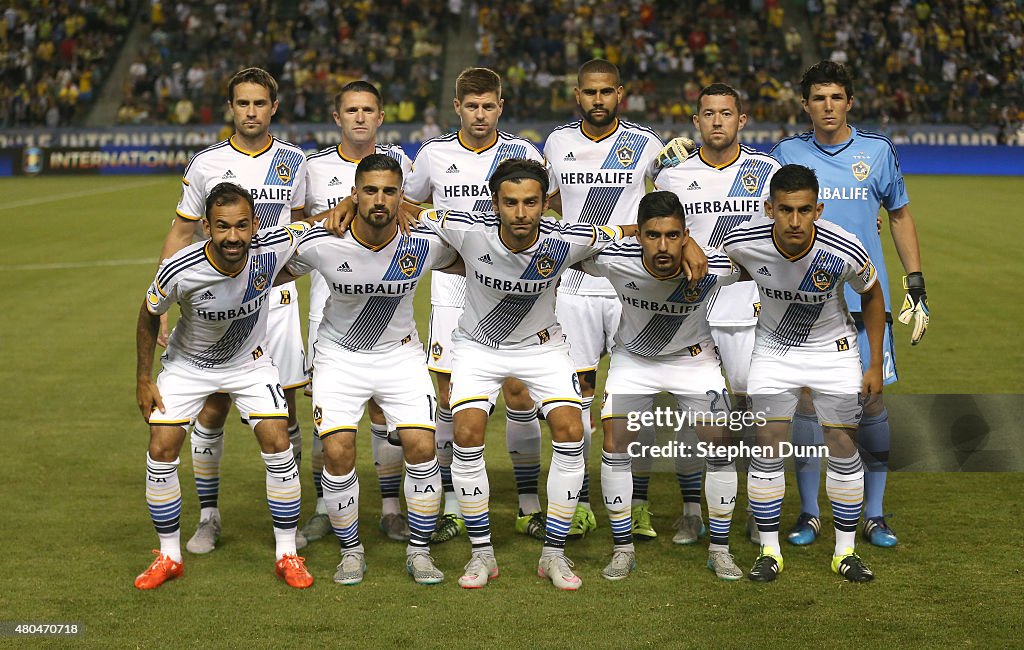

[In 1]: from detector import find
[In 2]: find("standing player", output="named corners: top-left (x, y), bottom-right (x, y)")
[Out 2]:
top-left (418, 159), bottom-right (631, 590)
top-left (771, 61), bottom-right (928, 547)
top-left (283, 155), bottom-right (460, 585)
top-left (158, 67), bottom-right (310, 555)
top-left (404, 68), bottom-right (549, 542)
top-left (655, 83), bottom-right (782, 545)
top-left (301, 81), bottom-right (414, 545)
top-left (135, 183), bottom-right (313, 589)
top-left (581, 191), bottom-right (744, 581)
top-left (723, 164), bottom-right (884, 582)
top-left (544, 59), bottom-right (665, 541)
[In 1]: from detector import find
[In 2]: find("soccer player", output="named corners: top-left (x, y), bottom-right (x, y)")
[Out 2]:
top-left (417, 158), bottom-right (630, 590)
top-left (723, 164), bottom-right (884, 583)
top-left (159, 67), bottom-right (310, 555)
top-left (281, 154), bottom-right (460, 585)
top-left (301, 81), bottom-right (414, 545)
top-left (404, 68), bottom-right (550, 543)
top-left (655, 82), bottom-right (782, 545)
top-left (135, 183), bottom-right (313, 590)
top-left (771, 61), bottom-right (929, 547)
top-left (580, 191), bottom-right (744, 581)
top-left (544, 58), bottom-right (665, 541)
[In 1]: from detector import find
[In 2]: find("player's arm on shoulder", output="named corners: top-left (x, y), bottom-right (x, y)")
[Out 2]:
top-left (436, 253), bottom-right (465, 276)
top-left (136, 299), bottom-right (165, 420)
top-left (859, 280), bottom-right (886, 395)
top-left (681, 237), bottom-right (708, 288)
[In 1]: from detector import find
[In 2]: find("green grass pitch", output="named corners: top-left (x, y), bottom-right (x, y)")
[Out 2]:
top-left (0, 175), bottom-right (1020, 647)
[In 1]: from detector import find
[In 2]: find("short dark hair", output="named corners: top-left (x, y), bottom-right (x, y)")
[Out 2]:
top-left (227, 67), bottom-right (278, 104)
top-left (335, 80), bottom-right (382, 111)
top-left (769, 164), bottom-right (819, 199)
top-left (205, 182), bottom-right (254, 219)
top-left (637, 191), bottom-right (685, 230)
top-left (577, 58), bottom-right (620, 85)
top-left (488, 158), bottom-right (549, 197)
top-left (455, 67), bottom-right (501, 101)
top-left (355, 153), bottom-right (403, 186)
top-left (698, 83), bottom-right (743, 114)
top-left (800, 60), bottom-right (853, 100)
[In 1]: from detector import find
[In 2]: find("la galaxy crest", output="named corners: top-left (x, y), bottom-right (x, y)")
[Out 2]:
top-left (275, 161), bottom-right (292, 184)
top-left (535, 254), bottom-right (556, 278)
top-left (741, 171), bottom-right (759, 194)
top-left (430, 342), bottom-right (443, 362)
top-left (399, 252), bottom-right (419, 277)
top-left (811, 268), bottom-right (834, 291)
top-left (312, 406), bottom-right (323, 427)
top-left (253, 273), bottom-right (269, 291)
top-left (615, 144), bottom-right (634, 167)
top-left (852, 160), bottom-right (870, 182)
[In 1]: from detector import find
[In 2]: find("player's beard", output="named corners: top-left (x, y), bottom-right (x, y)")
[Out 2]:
top-left (216, 239), bottom-right (249, 265)
top-left (585, 107), bottom-right (616, 128)
top-left (362, 206), bottom-right (395, 230)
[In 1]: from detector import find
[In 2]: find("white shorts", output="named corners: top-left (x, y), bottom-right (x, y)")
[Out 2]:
top-left (312, 341), bottom-right (436, 438)
top-left (601, 342), bottom-right (727, 420)
top-left (449, 338), bottom-right (582, 417)
top-left (149, 359), bottom-right (287, 429)
top-left (556, 292), bottom-right (620, 372)
top-left (426, 304), bottom-right (462, 374)
top-left (748, 349), bottom-right (863, 428)
top-left (266, 282), bottom-right (308, 390)
top-left (710, 324), bottom-right (755, 394)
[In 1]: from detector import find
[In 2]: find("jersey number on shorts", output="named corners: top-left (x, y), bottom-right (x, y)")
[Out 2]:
top-left (266, 383), bottom-right (286, 408)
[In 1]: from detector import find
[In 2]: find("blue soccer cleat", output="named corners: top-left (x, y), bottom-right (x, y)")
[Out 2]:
top-left (862, 516), bottom-right (899, 547)
top-left (786, 512), bottom-right (821, 546)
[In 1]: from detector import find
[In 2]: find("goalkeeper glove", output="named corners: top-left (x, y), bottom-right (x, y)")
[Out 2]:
top-left (656, 136), bottom-right (697, 169)
top-left (897, 272), bottom-right (929, 345)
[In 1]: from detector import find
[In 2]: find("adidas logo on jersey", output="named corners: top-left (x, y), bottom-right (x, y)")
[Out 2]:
top-left (687, 180), bottom-right (701, 190)
top-left (337, 262), bottom-right (353, 272)
top-left (197, 290), bottom-right (216, 301)
top-left (563, 152), bottom-right (576, 161)
top-left (757, 266), bottom-right (771, 276)
top-left (446, 164), bottom-right (459, 174)
top-left (328, 176), bottom-right (342, 187)
top-left (625, 281), bottom-right (640, 290)
top-left (222, 170), bottom-right (236, 179)
top-left (478, 254), bottom-right (493, 265)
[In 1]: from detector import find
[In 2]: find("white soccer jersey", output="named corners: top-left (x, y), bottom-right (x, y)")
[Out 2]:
top-left (404, 131), bottom-right (548, 308)
top-left (546, 118), bottom-right (663, 296)
top-left (581, 243), bottom-right (738, 357)
top-left (146, 222), bottom-right (309, 369)
top-left (287, 224), bottom-right (457, 353)
top-left (177, 135), bottom-right (307, 229)
top-left (722, 217), bottom-right (877, 356)
top-left (419, 209), bottom-right (623, 349)
top-left (304, 143), bottom-right (412, 216)
top-left (655, 145), bottom-right (781, 326)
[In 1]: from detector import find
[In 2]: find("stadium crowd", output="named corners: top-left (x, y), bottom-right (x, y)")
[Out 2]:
top-left (116, 0), bottom-right (447, 126)
top-left (0, 0), bottom-right (133, 127)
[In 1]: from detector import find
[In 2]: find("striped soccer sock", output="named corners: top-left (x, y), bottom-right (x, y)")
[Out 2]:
top-left (705, 457), bottom-right (737, 551)
top-left (404, 458), bottom-right (442, 551)
top-left (435, 407), bottom-right (459, 516)
top-left (631, 424), bottom-right (655, 505)
top-left (748, 454), bottom-right (785, 552)
top-left (601, 450), bottom-right (633, 548)
top-left (262, 449), bottom-right (301, 559)
top-left (372, 422), bottom-right (403, 516)
top-left (323, 467), bottom-right (361, 550)
top-left (544, 440), bottom-right (585, 551)
top-left (146, 453), bottom-right (182, 563)
top-left (827, 453), bottom-right (865, 554)
top-left (190, 422), bottom-right (223, 520)
top-left (676, 427), bottom-right (703, 517)
top-left (452, 444), bottom-right (490, 548)
top-left (311, 432), bottom-right (326, 511)
top-left (506, 406), bottom-right (542, 514)
top-left (288, 423), bottom-right (302, 464)
top-left (579, 396), bottom-right (595, 507)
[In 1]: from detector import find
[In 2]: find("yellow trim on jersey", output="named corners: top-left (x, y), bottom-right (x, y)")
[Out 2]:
top-left (698, 145), bottom-right (741, 170)
top-left (764, 416), bottom-right (793, 422)
top-left (581, 118), bottom-right (620, 143)
top-left (281, 378), bottom-right (310, 390)
top-left (175, 209), bottom-right (201, 222)
top-left (820, 421), bottom-right (858, 430)
top-left (427, 366), bottom-right (452, 374)
top-left (318, 425), bottom-right (359, 439)
top-left (641, 256), bottom-right (685, 280)
top-left (499, 226), bottom-right (539, 253)
top-left (771, 224), bottom-right (816, 262)
top-left (229, 134), bottom-right (273, 157)
top-left (452, 395), bottom-right (490, 409)
top-left (336, 145), bottom-right (361, 164)
top-left (181, 177), bottom-right (190, 186)
top-left (600, 414), bottom-right (628, 421)
top-left (203, 242), bottom-right (245, 277)
top-left (248, 412), bottom-right (289, 419)
top-left (541, 397), bottom-right (583, 405)
top-left (394, 424), bottom-right (438, 432)
top-left (148, 418), bottom-right (191, 427)
top-left (457, 130), bottom-right (498, 153)
top-left (352, 224), bottom-right (398, 251)
top-left (575, 366), bottom-right (598, 373)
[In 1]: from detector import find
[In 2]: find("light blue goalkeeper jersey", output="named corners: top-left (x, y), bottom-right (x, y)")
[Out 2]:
top-left (771, 126), bottom-right (909, 312)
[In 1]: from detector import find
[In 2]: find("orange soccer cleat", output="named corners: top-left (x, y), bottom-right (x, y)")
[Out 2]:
top-left (134, 551), bottom-right (184, 590)
top-left (275, 554), bottom-right (314, 589)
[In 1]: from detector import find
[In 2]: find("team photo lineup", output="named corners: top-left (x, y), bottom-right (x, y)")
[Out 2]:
top-left (131, 52), bottom-right (936, 595)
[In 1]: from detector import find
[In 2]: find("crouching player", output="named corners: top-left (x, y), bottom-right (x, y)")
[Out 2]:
top-left (722, 164), bottom-right (884, 582)
top-left (280, 154), bottom-right (462, 585)
top-left (581, 191), bottom-right (745, 581)
top-left (135, 183), bottom-right (313, 589)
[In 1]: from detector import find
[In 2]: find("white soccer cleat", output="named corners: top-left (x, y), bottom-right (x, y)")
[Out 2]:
top-left (707, 550), bottom-right (743, 581)
top-left (537, 553), bottom-right (582, 591)
top-left (333, 550), bottom-right (367, 586)
top-left (186, 513), bottom-right (221, 554)
top-left (406, 551), bottom-right (444, 585)
top-left (458, 552), bottom-right (499, 589)
top-left (601, 550), bottom-right (637, 581)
